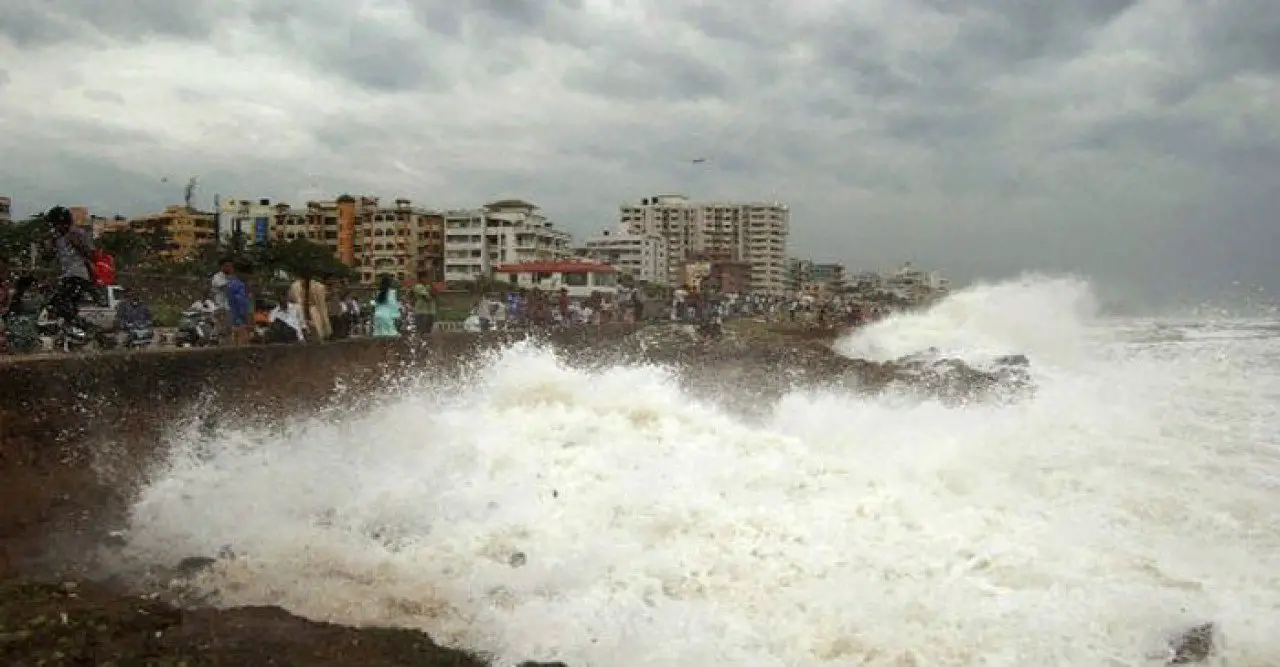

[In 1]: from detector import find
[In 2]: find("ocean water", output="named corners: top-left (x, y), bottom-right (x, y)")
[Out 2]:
top-left (118, 276), bottom-right (1280, 666)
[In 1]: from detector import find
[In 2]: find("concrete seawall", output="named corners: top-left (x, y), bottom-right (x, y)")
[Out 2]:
top-left (0, 326), bottom-right (636, 575)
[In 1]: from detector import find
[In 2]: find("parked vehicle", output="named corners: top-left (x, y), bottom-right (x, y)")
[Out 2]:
top-left (175, 303), bottom-right (221, 348)
top-left (34, 283), bottom-right (127, 353)
top-left (37, 284), bottom-right (126, 334)
top-left (119, 323), bottom-right (155, 349)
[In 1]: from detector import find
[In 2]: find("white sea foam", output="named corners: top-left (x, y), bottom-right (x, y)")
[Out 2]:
top-left (119, 276), bottom-right (1280, 666)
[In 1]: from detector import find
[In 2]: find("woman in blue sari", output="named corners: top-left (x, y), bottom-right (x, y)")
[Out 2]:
top-left (371, 274), bottom-right (401, 338)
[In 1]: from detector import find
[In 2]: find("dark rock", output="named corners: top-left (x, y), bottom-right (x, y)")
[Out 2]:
top-left (0, 577), bottom-right (488, 666)
top-left (1168, 622), bottom-right (1215, 664)
top-left (586, 323), bottom-right (1036, 405)
top-left (994, 354), bottom-right (1029, 366)
top-left (174, 556), bottom-right (217, 577)
top-left (509, 552), bottom-right (527, 568)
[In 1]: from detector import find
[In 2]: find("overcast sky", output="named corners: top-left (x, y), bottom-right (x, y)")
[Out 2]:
top-left (1, 0), bottom-right (1276, 306)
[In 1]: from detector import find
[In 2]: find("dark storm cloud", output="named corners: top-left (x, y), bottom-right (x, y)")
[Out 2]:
top-left (1194, 0), bottom-right (1280, 74)
top-left (3, 0), bottom-right (1279, 304)
top-left (0, 0), bottom-right (215, 45)
top-left (409, 0), bottom-right (590, 50)
top-left (316, 22), bottom-right (441, 92)
top-left (245, 3), bottom-right (448, 92)
top-left (563, 46), bottom-right (734, 101)
top-left (941, 0), bottom-right (1137, 63)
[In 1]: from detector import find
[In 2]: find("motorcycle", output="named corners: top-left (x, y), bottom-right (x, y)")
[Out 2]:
top-left (39, 316), bottom-right (103, 353)
top-left (119, 323), bottom-right (155, 349)
top-left (175, 308), bottom-right (220, 348)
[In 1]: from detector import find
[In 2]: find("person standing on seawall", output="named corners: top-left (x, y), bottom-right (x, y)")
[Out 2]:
top-left (209, 259), bottom-right (233, 344)
top-left (224, 263), bottom-right (252, 346)
top-left (45, 206), bottom-right (97, 332)
top-left (371, 274), bottom-right (401, 338)
top-left (410, 279), bottom-right (437, 336)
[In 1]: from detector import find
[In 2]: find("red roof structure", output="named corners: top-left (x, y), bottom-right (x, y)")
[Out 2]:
top-left (493, 261), bottom-right (617, 274)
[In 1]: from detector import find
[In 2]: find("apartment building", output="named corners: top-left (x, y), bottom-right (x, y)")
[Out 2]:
top-left (619, 194), bottom-right (789, 294)
top-left (785, 257), bottom-right (812, 293)
top-left (0, 196), bottom-right (10, 223)
top-left (356, 198), bottom-right (443, 285)
top-left (443, 199), bottom-right (572, 282)
top-left (131, 205), bottom-right (216, 258)
top-left (580, 229), bottom-right (668, 285)
top-left (272, 195), bottom-right (375, 264)
top-left (217, 196), bottom-right (277, 245)
top-left (91, 215), bottom-right (132, 237)
top-left (810, 263), bottom-right (845, 289)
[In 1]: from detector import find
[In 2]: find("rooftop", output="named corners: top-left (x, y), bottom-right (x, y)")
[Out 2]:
top-left (485, 199), bottom-right (537, 211)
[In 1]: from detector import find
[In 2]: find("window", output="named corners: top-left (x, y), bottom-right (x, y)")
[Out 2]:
top-left (563, 272), bottom-right (588, 286)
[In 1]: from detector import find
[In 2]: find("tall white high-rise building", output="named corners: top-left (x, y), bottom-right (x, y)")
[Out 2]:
top-left (443, 199), bottom-right (572, 282)
top-left (618, 194), bottom-right (789, 294)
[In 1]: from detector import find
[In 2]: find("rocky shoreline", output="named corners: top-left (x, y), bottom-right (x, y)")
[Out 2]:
top-left (579, 320), bottom-right (1035, 405)
top-left (0, 577), bottom-right (500, 667)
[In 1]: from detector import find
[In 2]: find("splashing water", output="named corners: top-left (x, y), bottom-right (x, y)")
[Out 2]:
top-left (119, 277), bottom-right (1280, 666)
top-left (834, 274), bottom-right (1098, 365)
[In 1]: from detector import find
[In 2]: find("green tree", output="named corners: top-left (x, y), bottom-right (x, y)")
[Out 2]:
top-left (0, 215), bottom-right (49, 269)
top-left (97, 229), bottom-right (150, 268)
top-left (136, 219), bottom-right (173, 257)
top-left (253, 238), bottom-right (350, 332)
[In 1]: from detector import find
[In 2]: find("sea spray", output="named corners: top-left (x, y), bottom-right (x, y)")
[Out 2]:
top-left (117, 276), bottom-right (1280, 666)
top-left (834, 274), bottom-right (1098, 365)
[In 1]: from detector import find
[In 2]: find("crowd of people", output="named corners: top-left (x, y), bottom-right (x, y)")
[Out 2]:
top-left (2, 205), bottom-right (892, 355)
top-left (665, 284), bottom-right (893, 329)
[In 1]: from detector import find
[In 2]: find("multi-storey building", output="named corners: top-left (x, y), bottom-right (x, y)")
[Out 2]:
top-left (131, 205), bottom-right (216, 258)
top-left (91, 215), bottom-right (132, 237)
top-left (785, 257), bottom-right (812, 293)
top-left (619, 194), bottom-right (789, 294)
top-left (273, 195), bottom-right (375, 265)
top-left (356, 198), bottom-right (443, 285)
top-left (443, 199), bottom-right (572, 282)
top-left (217, 197), bottom-right (278, 245)
top-left (581, 229), bottom-right (668, 285)
top-left (265, 196), bottom-right (440, 284)
top-left (0, 196), bottom-right (11, 223)
top-left (810, 262), bottom-right (845, 289)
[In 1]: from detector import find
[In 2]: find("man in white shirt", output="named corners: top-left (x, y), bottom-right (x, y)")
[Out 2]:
top-left (672, 286), bottom-right (688, 321)
top-left (209, 260), bottom-right (232, 342)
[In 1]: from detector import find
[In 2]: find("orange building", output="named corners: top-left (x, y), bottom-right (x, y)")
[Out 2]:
top-left (335, 195), bottom-right (357, 265)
